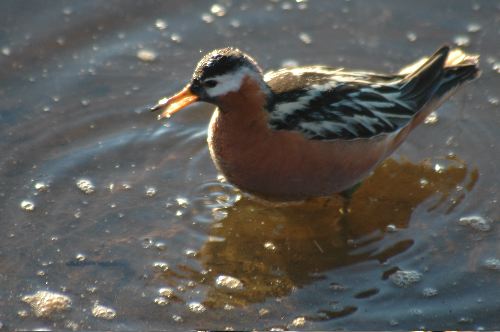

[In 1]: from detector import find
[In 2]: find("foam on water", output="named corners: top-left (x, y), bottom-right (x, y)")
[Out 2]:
top-left (22, 291), bottom-right (71, 318)
top-left (389, 270), bottom-right (422, 288)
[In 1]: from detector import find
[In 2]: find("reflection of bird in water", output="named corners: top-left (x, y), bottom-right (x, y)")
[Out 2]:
top-left (159, 158), bottom-right (477, 310)
top-left (151, 46), bottom-right (479, 202)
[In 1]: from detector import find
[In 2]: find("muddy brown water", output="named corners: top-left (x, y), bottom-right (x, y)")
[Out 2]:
top-left (1, 0), bottom-right (499, 330)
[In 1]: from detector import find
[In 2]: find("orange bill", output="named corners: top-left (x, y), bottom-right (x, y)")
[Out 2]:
top-left (150, 86), bottom-right (198, 119)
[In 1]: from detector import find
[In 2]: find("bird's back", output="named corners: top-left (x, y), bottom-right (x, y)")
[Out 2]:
top-left (265, 46), bottom-right (479, 141)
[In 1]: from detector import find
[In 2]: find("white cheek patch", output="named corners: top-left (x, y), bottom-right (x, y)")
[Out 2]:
top-left (205, 67), bottom-right (255, 97)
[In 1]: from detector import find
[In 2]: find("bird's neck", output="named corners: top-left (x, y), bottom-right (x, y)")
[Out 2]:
top-left (214, 76), bottom-right (273, 133)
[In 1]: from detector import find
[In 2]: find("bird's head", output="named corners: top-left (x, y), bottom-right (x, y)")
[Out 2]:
top-left (151, 47), bottom-right (267, 119)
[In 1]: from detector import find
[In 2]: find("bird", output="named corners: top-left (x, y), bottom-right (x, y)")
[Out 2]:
top-left (150, 46), bottom-right (479, 202)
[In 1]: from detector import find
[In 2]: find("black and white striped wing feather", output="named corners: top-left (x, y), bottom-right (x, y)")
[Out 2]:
top-left (265, 67), bottom-right (417, 140)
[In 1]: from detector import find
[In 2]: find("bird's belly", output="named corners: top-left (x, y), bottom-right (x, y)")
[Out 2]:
top-left (208, 112), bottom-right (396, 201)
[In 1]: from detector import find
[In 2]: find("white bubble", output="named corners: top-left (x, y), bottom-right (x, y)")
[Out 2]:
top-left (153, 261), bottom-right (169, 272)
top-left (34, 182), bottom-right (49, 192)
top-left (201, 13), bottom-right (215, 23)
top-left (76, 253), bottom-right (86, 262)
top-left (187, 302), bottom-right (206, 313)
top-left (211, 4), bottom-right (227, 16)
top-left (264, 241), bottom-right (276, 251)
top-left (386, 224), bottom-right (398, 232)
top-left (230, 19), bottom-right (241, 28)
top-left (291, 317), bottom-right (306, 327)
top-left (281, 59), bottom-right (299, 67)
top-left (281, 2), bottom-right (292, 10)
top-left (20, 200), bottom-right (35, 211)
top-left (22, 291), bottom-right (71, 317)
top-left (299, 32), bottom-right (312, 44)
top-left (466, 23), bottom-right (482, 33)
top-left (2, 47), bottom-right (11, 56)
top-left (137, 49), bottom-right (157, 62)
top-left (91, 303), bottom-right (116, 320)
top-left (458, 215), bottom-right (491, 232)
top-left (176, 197), bottom-right (189, 207)
top-left (158, 287), bottom-right (175, 298)
top-left (422, 287), bottom-right (438, 297)
top-left (259, 308), bottom-right (270, 317)
top-left (154, 297), bottom-right (169, 306)
top-left (170, 33), bottom-right (182, 43)
top-left (145, 187), bottom-right (157, 197)
top-left (389, 270), bottom-right (422, 288)
top-left (483, 257), bottom-right (500, 270)
top-left (493, 62), bottom-right (500, 74)
top-left (155, 19), bottom-right (167, 30)
top-left (406, 32), bottom-right (417, 42)
top-left (434, 163), bottom-right (444, 173)
top-left (488, 97), bottom-right (499, 105)
top-left (424, 111), bottom-right (438, 125)
top-left (215, 275), bottom-right (244, 290)
top-left (76, 179), bottom-right (95, 194)
top-left (453, 35), bottom-right (470, 47)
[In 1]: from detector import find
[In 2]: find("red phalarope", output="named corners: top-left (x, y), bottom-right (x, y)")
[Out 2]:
top-left (151, 46), bottom-right (479, 201)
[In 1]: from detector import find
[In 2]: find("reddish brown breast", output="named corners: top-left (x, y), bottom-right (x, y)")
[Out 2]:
top-left (207, 77), bottom-right (413, 201)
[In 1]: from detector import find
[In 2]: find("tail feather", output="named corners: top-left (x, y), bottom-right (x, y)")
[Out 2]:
top-left (445, 48), bottom-right (480, 68)
top-left (400, 46), bottom-right (480, 109)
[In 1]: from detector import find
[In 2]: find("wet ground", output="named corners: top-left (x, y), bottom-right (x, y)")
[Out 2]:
top-left (1, 0), bottom-right (499, 330)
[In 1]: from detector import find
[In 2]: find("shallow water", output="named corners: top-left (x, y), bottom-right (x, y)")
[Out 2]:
top-left (1, 0), bottom-right (499, 330)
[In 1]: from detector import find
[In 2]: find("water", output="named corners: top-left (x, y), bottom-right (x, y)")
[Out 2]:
top-left (1, 0), bottom-right (499, 330)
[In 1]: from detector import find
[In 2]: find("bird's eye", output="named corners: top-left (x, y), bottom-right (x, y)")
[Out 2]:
top-left (204, 80), bottom-right (218, 88)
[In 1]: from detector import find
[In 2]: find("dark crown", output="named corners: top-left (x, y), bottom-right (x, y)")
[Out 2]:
top-left (193, 47), bottom-right (262, 81)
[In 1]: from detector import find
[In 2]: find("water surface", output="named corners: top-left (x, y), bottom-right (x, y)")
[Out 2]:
top-left (1, 0), bottom-right (499, 330)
